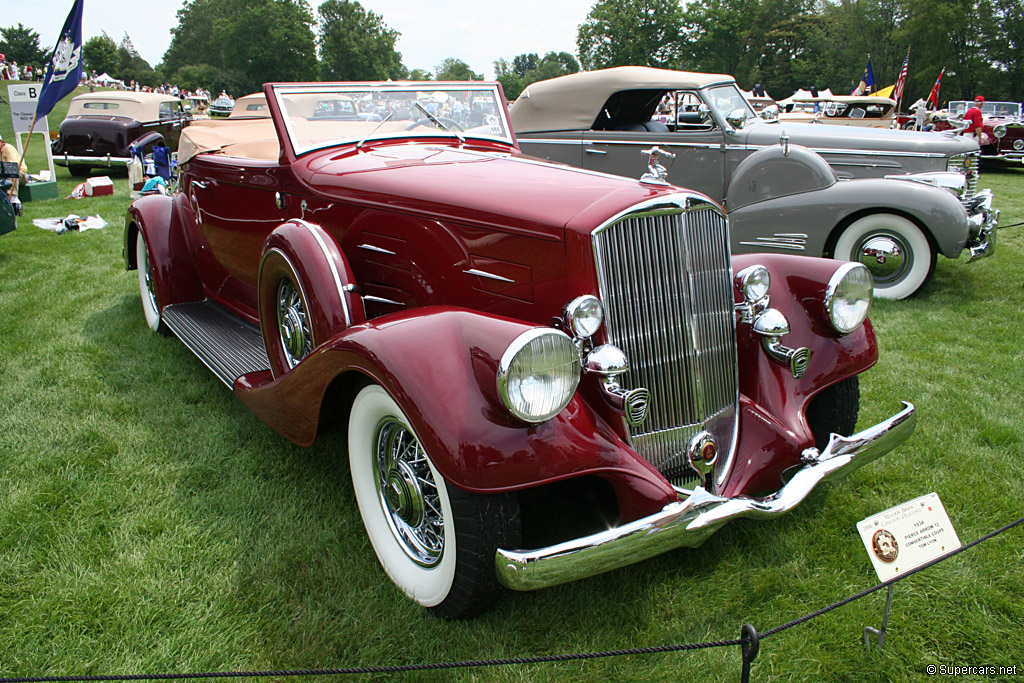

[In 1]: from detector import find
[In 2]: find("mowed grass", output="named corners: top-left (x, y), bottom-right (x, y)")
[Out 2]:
top-left (1, 83), bottom-right (1022, 682)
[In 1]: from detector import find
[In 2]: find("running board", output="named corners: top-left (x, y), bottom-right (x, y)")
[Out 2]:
top-left (162, 301), bottom-right (270, 387)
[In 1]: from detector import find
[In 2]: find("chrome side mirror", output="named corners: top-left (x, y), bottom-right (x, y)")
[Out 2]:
top-left (760, 105), bottom-right (779, 121)
top-left (726, 108), bottom-right (748, 130)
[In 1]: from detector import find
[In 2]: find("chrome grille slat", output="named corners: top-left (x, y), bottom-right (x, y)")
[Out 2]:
top-left (593, 199), bottom-right (738, 487)
top-left (948, 151), bottom-right (980, 200)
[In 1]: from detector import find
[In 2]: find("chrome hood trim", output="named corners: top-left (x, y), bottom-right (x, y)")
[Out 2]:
top-left (495, 401), bottom-right (916, 591)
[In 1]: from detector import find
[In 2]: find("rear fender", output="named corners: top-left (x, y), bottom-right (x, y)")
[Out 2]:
top-left (124, 194), bottom-right (204, 308)
top-left (234, 307), bottom-right (677, 520)
top-left (724, 253), bottom-right (879, 496)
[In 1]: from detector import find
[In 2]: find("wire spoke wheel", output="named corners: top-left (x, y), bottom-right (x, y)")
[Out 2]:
top-left (276, 279), bottom-right (312, 369)
top-left (374, 418), bottom-right (444, 566)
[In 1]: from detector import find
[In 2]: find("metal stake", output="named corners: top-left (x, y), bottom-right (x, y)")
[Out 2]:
top-left (863, 584), bottom-right (895, 649)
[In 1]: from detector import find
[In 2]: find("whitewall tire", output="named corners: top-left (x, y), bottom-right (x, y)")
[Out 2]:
top-left (348, 383), bottom-right (519, 618)
top-left (136, 232), bottom-right (167, 334)
top-left (833, 214), bottom-right (936, 300)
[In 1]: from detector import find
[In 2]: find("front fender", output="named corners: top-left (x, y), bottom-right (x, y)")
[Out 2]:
top-left (730, 177), bottom-right (970, 259)
top-left (724, 253), bottom-right (878, 497)
top-left (234, 307), bottom-right (677, 520)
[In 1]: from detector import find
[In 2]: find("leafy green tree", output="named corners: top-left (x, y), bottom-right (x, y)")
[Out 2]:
top-left (978, 0), bottom-right (1024, 100)
top-left (318, 0), bottom-right (405, 80)
top-left (512, 53), bottom-right (538, 77)
top-left (407, 68), bottom-right (432, 80)
top-left (433, 58), bottom-right (482, 81)
top-left (164, 0), bottom-right (316, 94)
top-left (83, 34), bottom-right (119, 76)
top-left (0, 23), bottom-right (48, 66)
top-left (577, 0), bottom-right (684, 70)
top-left (896, 0), bottom-right (985, 102)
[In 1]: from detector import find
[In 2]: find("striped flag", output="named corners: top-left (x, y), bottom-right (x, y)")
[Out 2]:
top-left (893, 47), bottom-right (910, 101)
top-left (927, 67), bottom-right (945, 109)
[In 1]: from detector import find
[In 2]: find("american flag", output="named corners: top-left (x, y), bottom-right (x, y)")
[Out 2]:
top-left (893, 47), bottom-right (910, 102)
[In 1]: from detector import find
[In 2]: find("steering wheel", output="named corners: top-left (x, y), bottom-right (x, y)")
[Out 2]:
top-left (405, 117), bottom-right (464, 131)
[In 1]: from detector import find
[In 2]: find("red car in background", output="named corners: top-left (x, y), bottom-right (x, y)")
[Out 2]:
top-left (933, 100), bottom-right (1024, 164)
top-left (124, 80), bottom-right (915, 617)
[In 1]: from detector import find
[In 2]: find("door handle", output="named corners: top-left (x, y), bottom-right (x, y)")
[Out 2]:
top-left (584, 148), bottom-right (607, 155)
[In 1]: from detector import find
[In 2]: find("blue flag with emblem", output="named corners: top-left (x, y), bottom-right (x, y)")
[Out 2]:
top-left (35, 0), bottom-right (85, 121)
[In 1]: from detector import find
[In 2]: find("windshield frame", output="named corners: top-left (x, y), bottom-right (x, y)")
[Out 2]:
top-left (270, 82), bottom-right (514, 157)
top-left (700, 83), bottom-right (757, 125)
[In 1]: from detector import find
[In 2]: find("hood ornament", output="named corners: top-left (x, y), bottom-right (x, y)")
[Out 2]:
top-left (640, 146), bottom-right (674, 185)
top-left (779, 131), bottom-right (790, 156)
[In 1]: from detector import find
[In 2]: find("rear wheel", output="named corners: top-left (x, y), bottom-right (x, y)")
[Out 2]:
top-left (832, 214), bottom-right (935, 300)
top-left (136, 232), bottom-right (169, 335)
top-left (806, 376), bottom-right (860, 450)
top-left (348, 384), bottom-right (520, 619)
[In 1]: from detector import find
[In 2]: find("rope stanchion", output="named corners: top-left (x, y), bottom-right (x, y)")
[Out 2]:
top-left (0, 516), bottom-right (1019, 683)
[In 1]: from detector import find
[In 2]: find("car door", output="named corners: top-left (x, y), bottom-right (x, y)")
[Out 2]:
top-left (579, 91), bottom-right (729, 202)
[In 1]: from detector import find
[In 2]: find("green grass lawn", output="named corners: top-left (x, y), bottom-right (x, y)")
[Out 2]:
top-left (0, 83), bottom-right (1022, 682)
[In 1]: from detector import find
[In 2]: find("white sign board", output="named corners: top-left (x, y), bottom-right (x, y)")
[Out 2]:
top-left (857, 492), bottom-right (961, 582)
top-left (7, 84), bottom-right (47, 135)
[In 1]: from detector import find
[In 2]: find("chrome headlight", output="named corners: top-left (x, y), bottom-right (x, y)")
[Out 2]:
top-left (735, 265), bottom-right (770, 302)
top-left (497, 329), bottom-right (581, 423)
top-left (564, 295), bottom-right (604, 339)
top-left (825, 263), bottom-right (873, 334)
top-left (888, 171), bottom-right (966, 199)
top-left (993, 124), bottom-right (1007, 139)
top-left (1014, 139), bottom-right (1024, 151)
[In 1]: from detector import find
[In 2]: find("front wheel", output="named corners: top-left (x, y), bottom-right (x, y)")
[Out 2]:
top-left (806, 376), bottom-right (859, 450)
top-left (348, 384), bottom-right (520, 619)
top-left (832, 214), bottom-right (936, 300)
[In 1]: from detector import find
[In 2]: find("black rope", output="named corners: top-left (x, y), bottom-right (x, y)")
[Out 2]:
top-left (999, 220), bottom-right (1024, 229)
top-left (0, 516), bottom-right (1019, 683)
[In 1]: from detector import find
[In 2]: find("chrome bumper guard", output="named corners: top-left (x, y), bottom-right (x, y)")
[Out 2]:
top-left (55, 154), bottom-right (133, 167)
top-left (965, 189), bottom-right (998, 262)
top-left (495, 401), bottom-right (916, 592)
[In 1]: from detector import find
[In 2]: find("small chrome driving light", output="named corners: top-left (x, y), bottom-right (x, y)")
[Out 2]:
top-left (735, 265), bottom-right (771, 302)
top-left (993, 124), bottom-right (1007, 139)
top-left (498, 328), bottom-right (581, 424)
top-left (564, 295), bottom-right (604, 339)
top-left (825, 263), bottom-right (873, 334)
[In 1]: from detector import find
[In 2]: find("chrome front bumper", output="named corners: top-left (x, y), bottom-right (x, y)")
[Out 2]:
top-left (495, 401), bottom-right (916, 592)
top-left (965, 189), bottom-right (998, 262)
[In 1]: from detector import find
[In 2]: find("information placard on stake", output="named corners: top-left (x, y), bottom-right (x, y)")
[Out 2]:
top-left (857, 492), bottom-right (961, 582)
top-left (7, 84), bottom-right (57, 181)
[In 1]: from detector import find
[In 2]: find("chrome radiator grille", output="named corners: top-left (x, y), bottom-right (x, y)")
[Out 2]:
top-left (948, 151), bottom-right (980, 199)
top-left (592, 198), bottom-right (738, 486)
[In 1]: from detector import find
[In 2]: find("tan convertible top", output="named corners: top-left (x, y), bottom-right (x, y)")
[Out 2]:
top-left (510, 66), bottom-right (735, 132)
top-left (66, 91), bottom-right (182, 121)
top-left (178, 118), bottom-right (280, 163)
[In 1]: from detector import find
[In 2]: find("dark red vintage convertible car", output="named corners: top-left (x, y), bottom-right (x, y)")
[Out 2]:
top-left (124, 81), bottom-right (916, 617)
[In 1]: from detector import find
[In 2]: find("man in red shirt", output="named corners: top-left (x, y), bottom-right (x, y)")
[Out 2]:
top-left (963, 96), bottom-right (985, 140)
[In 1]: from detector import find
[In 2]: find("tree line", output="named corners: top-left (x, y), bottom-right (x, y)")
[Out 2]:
top-left (2, 0), bottom-right (1020, 105)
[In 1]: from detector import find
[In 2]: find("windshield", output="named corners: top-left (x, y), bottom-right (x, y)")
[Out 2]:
top-left (949, 101), bottom-right (1022, 117)
top-left (704, 84), bottom-right (756, 121)
top-left (272, 83), bottom-right (513, 156)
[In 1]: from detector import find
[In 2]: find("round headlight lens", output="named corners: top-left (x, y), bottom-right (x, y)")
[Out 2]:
top-left (564, 295), bottom-right (604, 338)
top-left (735, 265), bottom-right (771, 302)
top-left (826, 263), bottom-right (873, 334)
top-left (498, 329), bottom-right (581, 423)
top-left (1014, 139), bottom-right (1024, 151)
top-left (993, 124), bottom-right (1007, 139)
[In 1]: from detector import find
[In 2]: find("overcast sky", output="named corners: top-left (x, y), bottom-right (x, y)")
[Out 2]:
top-left (1, 0), bottom-right (597, 79)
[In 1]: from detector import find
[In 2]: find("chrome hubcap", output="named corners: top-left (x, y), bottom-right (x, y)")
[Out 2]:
top-left (854, 233), bottom-right (909, 284)
top-left (374, 418), bottom-right (444, 567)
top-left (276, 279), bottom-right (312, 368)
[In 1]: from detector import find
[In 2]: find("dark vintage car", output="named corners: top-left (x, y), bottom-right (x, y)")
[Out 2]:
top-left (510, 67), bottom-right (999, 300)
top-left (932, 100), bottom-right (1024, 164)
top-left (125, 80), bottom-right (916, 617)
top-left (52, 91), bottom-right (191, 176)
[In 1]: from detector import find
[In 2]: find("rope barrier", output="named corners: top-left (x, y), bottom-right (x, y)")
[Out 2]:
top-left (1, 515), bottom-right (1020, 683)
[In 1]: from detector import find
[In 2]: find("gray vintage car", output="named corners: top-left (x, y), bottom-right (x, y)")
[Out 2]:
top-left (510, 67), bottom-right (999, 300)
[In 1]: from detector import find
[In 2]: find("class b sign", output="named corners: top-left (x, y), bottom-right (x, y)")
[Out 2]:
top-left (7, 84), bottom-right (48, 135)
